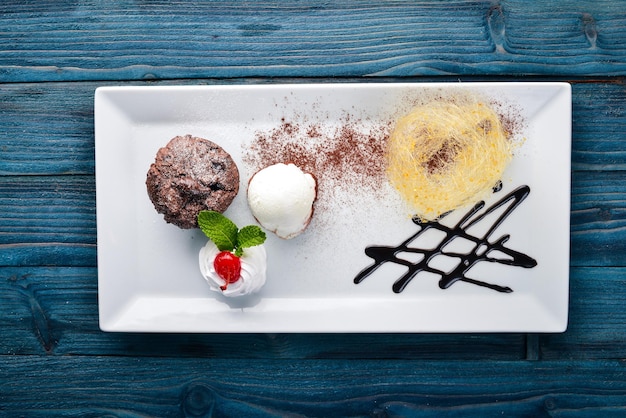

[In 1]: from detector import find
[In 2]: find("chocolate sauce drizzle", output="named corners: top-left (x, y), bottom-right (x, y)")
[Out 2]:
top-left (354, 185), bottom-right (537, 293)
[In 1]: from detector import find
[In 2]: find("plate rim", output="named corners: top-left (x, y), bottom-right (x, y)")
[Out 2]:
top-left (95, 81), bottom-right (571, 333)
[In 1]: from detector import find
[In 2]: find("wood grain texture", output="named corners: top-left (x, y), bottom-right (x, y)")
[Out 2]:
top-left (0, 266), bottom-right (527, 359)
top-left (1, 356), bottom-right (626, 417)
top-left (1, 1), bottom-right (626, 82)
top-left (541, 267), bottom-right (626, 360)
top-left (0, 84), bottom-right (96, 176)
top-left (2, 266), bottom-right (626, 360)
top-left (571, 80), bottom-right (626, 170)
top-left (2, 1), bottom-right (626, 414)
top-left (0, 176), bottom-right (96, 267)
top-left (571, 170), bottom-right (626, 267)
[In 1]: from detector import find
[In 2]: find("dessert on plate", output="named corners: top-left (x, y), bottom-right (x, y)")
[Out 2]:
top-left (247, 163), bottom-right (317, 239)
top-left (197, 210), bottom-right (267, 297)
top-left (146, 134), bottom-right (240, 229)
top-left (386, 99), bottom-right (513, 221)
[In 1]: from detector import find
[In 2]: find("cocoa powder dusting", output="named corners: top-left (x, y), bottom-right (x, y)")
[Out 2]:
top-left (243, 114), bottom-right (392, 212)
top-left (424, 141), bottom-right (460, 175)
top-left (490, 99), bottom-right (526, 141)
top-left (241, 92), bottom-right (526, 225)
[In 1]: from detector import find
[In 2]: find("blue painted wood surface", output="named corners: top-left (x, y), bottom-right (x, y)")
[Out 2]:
top-left (1, 1), bottom-right (626, 416)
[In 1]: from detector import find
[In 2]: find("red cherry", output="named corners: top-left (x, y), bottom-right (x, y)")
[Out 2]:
top-left (214, 251), bottom-right (242, 290)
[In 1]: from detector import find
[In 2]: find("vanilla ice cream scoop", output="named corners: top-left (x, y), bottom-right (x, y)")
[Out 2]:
top-left (247, 163), bottom-right (316, 239)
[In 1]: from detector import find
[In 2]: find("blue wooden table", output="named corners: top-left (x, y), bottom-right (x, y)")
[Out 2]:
top-left (2, 1), bottom-right (626, 416)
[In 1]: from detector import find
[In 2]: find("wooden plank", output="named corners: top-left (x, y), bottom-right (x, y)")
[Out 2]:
top-left (0, 176), bottom-right (96, 267)
top-left (1, 356), bottom-right (626, 416)
top-left (571, 170), bottom-right (626, 267)
top-left (0, 266), bottom-right (526, 359)
top-left (3, 265), bottom-right (626, 360)
top-left (0, 2), bottom-right (624, 414)
top-left (1, 1), bottom-right (625, 82)
top-left (0, 84), bottom-right (95, 176)
top-left (571, 80), bottom-right (626, 170)
top-left (541, 267), bottom-right (626, 360)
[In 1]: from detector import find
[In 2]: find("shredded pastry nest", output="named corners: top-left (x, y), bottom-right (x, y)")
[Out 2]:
top-left (386, 100), bottom-right (512, 221)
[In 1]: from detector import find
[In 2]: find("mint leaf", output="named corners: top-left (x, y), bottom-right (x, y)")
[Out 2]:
top-left (235, 225), bottom-right (267, 256)
top-left (198, 211), bottom-right (267, 257)
top-left (197, 211), bottom-right (238, 251)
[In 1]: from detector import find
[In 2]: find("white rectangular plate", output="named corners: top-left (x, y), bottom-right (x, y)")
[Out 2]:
top-left (95, 82), bottom-right (571, 332)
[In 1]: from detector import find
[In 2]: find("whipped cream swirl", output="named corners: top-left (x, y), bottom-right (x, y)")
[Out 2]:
top-left (199, 240), bottom-right (267, 297)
